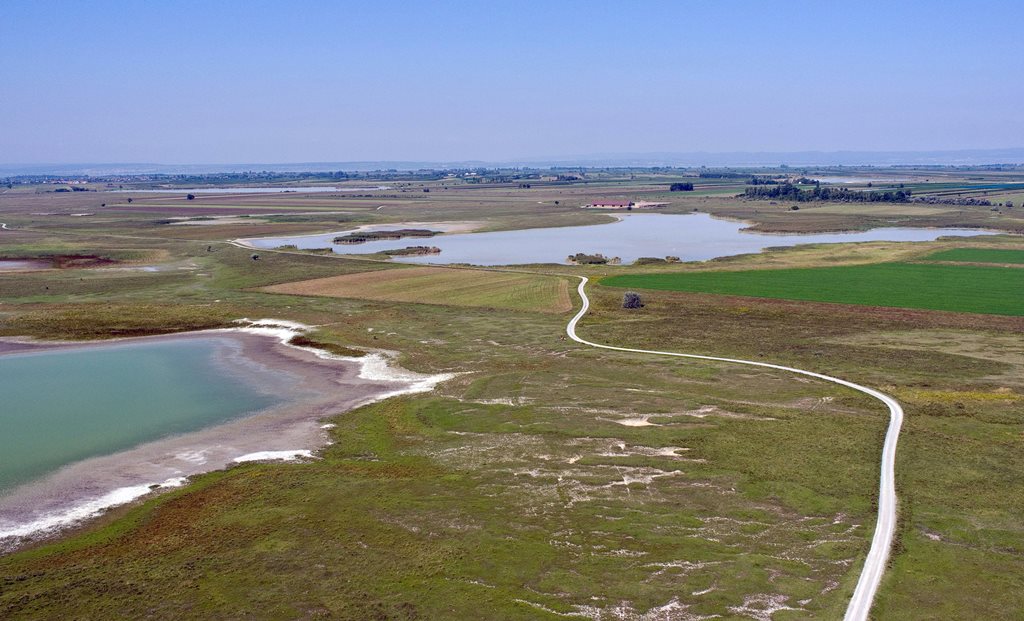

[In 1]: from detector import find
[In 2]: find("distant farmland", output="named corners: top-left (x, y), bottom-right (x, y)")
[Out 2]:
top-left (603, 263), bottom-right (1024, 316)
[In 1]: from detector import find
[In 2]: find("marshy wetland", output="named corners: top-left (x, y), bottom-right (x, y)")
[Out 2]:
top-left (0, 169), bottom-right (1022, 619)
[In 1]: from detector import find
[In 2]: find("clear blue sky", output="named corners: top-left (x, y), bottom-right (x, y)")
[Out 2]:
top-left (2, 0), bottom-right (1022, 164)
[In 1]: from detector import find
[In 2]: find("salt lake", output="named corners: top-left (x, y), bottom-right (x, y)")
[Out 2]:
top-left (0, 337), bottom-right (283, 494)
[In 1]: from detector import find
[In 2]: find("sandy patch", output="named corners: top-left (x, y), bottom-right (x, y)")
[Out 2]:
top-left (233, 450), bottom-right (313, 463)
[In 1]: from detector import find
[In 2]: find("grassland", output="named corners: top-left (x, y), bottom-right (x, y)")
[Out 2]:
top-left (924, 247), bottom-right (1024, 264)
top-left (1, 170), bottom-right (1023, 619)
top-left (263, 266), bottom-right (573, 313)
top-left (602, 262), bottom-right (1024, 316)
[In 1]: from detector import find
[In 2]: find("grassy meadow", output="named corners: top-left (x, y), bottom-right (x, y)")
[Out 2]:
top-left (263, 265), bottom-right (574, 313)
top-left (602, 262), bottom-right (1024, 316)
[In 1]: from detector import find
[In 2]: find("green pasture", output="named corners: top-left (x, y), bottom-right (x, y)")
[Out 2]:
top-left (602, 262), bottom-right (1024, 316)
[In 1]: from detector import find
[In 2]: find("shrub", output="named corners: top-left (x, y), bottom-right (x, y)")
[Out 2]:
top-left (568, 252), bottom-right (609, 265)
top-left (622, 292), bottom-right (644, 309)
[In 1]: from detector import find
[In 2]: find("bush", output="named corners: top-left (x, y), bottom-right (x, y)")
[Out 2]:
top-left (568, 252), bottom-right (609, 264)
top-left (622, 292), bottom-right (644, 309)
top-left (670, 182), bottom-right (694, 192)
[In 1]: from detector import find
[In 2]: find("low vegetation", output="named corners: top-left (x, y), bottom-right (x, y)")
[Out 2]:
top-left (1, 168), bottom-right (1023, 618)
top-left (263, 266), bottom-right (574, 314)
top-left (333, 229), bottom-right (440, 244)
top-left (924, 247), bottom-right (1024, 264)
top-left (381, 245), bottom-right (442, 256)
top-left (0, 303), bottom-right (238, 340)
top-left (634, 256), bottom-right (680, 265)
top-left (287, 333), bottom-right (365, 358)
top-left (603, 262), bottom-right (1024, 316)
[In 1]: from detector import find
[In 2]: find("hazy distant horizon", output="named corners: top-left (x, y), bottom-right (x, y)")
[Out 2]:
top-left (3, 148), bottom-right (1024, 177)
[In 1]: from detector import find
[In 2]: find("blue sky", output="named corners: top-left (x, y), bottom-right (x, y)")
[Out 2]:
top-left (2, 0), bottom-right (1022, 163)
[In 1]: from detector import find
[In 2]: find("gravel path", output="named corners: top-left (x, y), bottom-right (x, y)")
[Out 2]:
top-left (566, 276), bottom-right (902, 621)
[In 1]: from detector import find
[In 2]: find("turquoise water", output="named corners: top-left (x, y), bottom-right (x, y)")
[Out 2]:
top-left (0, 338), bottom-right (279, 493)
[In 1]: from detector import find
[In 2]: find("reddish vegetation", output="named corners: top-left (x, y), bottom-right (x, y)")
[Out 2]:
top-left (47, 254), bottom-right (120, 268)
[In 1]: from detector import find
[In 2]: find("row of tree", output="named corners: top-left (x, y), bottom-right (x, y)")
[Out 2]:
top-left (743, 183), bottom-right (912, 203)
top-left (911, 196), bottom-right (992, 206)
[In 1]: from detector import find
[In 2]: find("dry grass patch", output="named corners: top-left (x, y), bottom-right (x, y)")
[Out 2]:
top-left (263, 266), bottom-right (573, 314)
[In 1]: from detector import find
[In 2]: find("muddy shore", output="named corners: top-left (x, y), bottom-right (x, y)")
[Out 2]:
top-left (0, 323), bottom-right (453, 552)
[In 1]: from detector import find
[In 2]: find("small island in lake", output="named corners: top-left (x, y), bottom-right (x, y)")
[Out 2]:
top-left (567, 252), bottom-right (621, 265)
top-left (333, 229), bottom-right (441, 244)
top-left (382, 246), bottom-right (442, 256)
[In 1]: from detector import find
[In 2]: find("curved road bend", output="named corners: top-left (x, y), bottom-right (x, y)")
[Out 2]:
top-left (566, 277), bottom-right (902, 621)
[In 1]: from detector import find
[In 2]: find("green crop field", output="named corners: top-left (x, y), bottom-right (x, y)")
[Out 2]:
top-left (924, 248), bottom-right (1024, 264)
top-left (602, 263), bottom-right (1024, 316)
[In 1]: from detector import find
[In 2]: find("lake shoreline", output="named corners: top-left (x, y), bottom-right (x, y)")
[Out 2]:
top-left (0, 321), bottom-right (455, 554)
top-left (240, 212), bottom-right (1002, 266)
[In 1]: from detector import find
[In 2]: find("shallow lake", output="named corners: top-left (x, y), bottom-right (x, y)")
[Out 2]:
top-left (246, 213), bottom-right (997, 266)
top-left (0, 338), bottom-right (282, 493)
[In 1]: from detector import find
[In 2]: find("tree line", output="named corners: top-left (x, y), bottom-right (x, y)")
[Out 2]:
top-left (742, 183), bottom-right (912, 203)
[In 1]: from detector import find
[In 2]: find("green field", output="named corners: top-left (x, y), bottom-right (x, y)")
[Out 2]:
top-left (602, 262), bottom-right (1024, 316)
top-left (925, 248), bottom-right (1024, 264)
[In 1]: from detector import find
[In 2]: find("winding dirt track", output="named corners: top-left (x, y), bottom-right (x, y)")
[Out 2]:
top-left (566, 276), bottom-right (902, 621)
